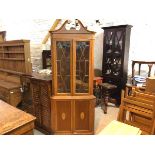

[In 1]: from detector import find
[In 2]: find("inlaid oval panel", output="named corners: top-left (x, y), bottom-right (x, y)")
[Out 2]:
top-left (80, 112), bottom-right (85, 120)
top-left (61, 112), bottom-right (66, 120)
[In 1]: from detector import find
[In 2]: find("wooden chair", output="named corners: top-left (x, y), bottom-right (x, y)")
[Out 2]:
top-left (99, 83), bottom-right (117, 114)
top-left (125, 77), bottom-right (155, 98)
top-left (145, 77), bottom-right (155, 94)
top-left (117, 90), bottom-right (155, 135)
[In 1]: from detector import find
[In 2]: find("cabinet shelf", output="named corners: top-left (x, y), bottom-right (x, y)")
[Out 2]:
top-left (0, 40), bottom-right (29, 47)
top-left (3, 51), bottom-right (24, 54)
top-left (0, 58), bottom-right (25, 61)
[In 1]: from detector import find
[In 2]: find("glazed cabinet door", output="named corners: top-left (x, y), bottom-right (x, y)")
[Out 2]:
top-left (52, 101), bottom-right (72, 134)
top-left (73, 100), bottom-right (95, 134)
top-left (103, 27), bottom-right (126, 79)
top-left (112, 28), bottom-right (125, 78)
top-left (103, 29), bottom-right (115, 77)
top-left (75, 41), bottom-right (90, 94)
top-left (54, 40), bottom-right (72, 95)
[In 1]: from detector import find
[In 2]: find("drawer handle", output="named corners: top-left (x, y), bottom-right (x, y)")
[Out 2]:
top-left (80, 112), bottom-right (85, 120)
top-left (61, 113), bottom-right (66, 120)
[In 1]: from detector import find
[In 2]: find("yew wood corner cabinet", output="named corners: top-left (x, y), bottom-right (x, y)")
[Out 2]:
top-left (50, 20), bottom-right (96, 134)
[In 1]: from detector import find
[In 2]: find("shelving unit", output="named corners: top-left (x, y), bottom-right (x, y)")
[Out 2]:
top-left (0, 40), bottom-right (32, 74)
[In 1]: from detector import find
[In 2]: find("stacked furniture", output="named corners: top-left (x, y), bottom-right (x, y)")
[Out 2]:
top-left (102, 25), bottom-right (132, 104)
top-left (118, 90), bottom-right (155, 135)
top-left (50, 20), bottom-right (96, 134)
top-left (0, 100), bottom-right (36, 135)
top-left (0, 40), bottom-right (32, 107)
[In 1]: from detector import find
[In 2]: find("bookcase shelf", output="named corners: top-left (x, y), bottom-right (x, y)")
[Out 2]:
top-left (0, 40), bottom-right (32, 74)
top-left (3, 51), bottom-right (24, 54)
top-left (0, 58), bottom-right (25, 61)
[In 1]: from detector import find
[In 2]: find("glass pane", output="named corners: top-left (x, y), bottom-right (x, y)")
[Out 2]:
top-left (56, 41), bottom-right (71, 93)
top-left (76, 41), bottom-right (89, 93)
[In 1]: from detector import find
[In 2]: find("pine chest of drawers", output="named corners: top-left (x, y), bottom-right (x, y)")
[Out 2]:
top-left (0, 80), bottom-right (22, 107)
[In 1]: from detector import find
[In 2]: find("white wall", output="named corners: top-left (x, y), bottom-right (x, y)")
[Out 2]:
top-left (0, 19), bottom-right (155, 75)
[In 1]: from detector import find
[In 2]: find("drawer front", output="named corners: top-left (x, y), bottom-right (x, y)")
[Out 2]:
top-left (0, 86), bottom-right (9, 102)
top-left (9, 89), bottom-right (22, 107)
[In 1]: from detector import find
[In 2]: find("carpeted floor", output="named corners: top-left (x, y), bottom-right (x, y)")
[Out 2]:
top-left (94, 103), bottom-right (119, 134)
top-left (34, 103), bottom-right (119, 135)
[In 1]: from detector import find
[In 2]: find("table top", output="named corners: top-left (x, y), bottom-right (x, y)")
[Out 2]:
top-left (0, 100), bottom-right (36, 135)
top-left (98, 120), bottom-right (141, 135)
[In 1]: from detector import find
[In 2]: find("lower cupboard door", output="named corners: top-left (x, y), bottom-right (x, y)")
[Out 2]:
top-left (55, 101), bottom-right (72, 133)
top-left (74, 100), bottom-right (94, 134)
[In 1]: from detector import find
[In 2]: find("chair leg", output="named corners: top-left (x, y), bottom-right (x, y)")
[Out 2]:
top-left (101, 90), bottom-right (109, 114)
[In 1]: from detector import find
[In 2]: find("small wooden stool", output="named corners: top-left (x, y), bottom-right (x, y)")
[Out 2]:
top-left (99, 83), bottom-right (117, 114)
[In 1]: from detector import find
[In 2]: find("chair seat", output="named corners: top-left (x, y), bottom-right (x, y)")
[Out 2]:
top-left (99, 83), bottom-right (117, 90)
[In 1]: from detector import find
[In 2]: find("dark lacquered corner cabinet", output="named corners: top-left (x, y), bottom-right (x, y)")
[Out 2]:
top-left (102, 25), bottom-right (132, 103)
top-left (50, 20), bottom-right (96, 134)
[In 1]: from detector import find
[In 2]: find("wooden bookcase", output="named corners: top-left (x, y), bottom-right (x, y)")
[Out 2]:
top-left (0, 40), bottom-right (32, 74)
top-left (50, 20), bottom-right (96, 135)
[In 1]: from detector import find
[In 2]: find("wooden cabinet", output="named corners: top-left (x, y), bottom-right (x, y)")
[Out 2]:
top-left (0, 40), bottom-right (32, 74)
top-left (102, 25), bottom-right (132, 103)
top-left (50, 20), bottom-right (96, 134)
top-left (30, 74), bottom-right (52, 134)
top-left (51, 99), bottom-right (95, 134)
top-left (42, 50), bottom-right (51, 69)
